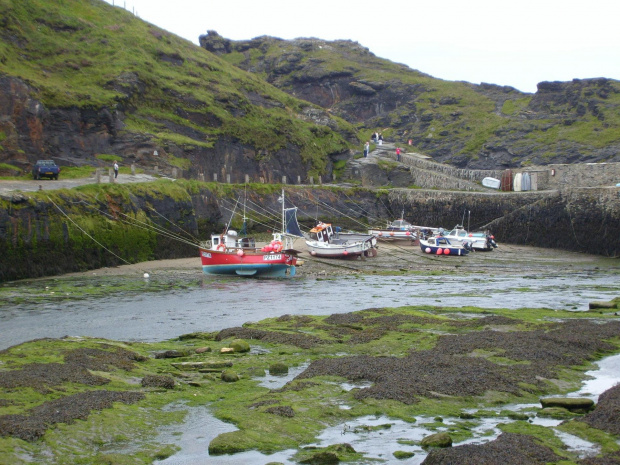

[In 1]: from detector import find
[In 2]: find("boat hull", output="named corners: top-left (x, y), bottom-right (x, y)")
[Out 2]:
top-left (419, 239), bottom-right (469, 256)
top-left (305, 241), bottom-right (372, 259)
top-left (200, 248), bottom-right (296, 278)
top-left (369, 229), bottom-right (418, 244)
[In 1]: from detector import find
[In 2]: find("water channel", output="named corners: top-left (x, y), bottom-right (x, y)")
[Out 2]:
top-left (1, 269), bottom-right (618, 350)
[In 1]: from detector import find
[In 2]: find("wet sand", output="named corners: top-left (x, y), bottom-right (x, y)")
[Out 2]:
top-left (61, 241), bottom-right (616, 280)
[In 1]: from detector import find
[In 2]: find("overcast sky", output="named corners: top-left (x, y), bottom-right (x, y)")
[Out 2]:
top-left (103, 0), bottom-right (620, 94)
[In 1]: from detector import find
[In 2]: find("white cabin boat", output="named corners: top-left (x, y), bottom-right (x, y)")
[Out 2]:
top-left (306, 222), bottom-right (377, 258)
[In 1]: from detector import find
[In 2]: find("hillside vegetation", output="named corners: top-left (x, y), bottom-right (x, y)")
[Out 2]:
top-left (201, 33), bottom-right (620, 169)
top-left (0, 0), bottom-right (356, 180)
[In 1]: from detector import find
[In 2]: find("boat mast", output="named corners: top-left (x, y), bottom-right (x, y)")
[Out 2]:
top-left (281, 188), bottom-right (285, 234)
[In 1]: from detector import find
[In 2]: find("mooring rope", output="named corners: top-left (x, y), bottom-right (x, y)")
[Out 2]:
top-left (47, 195), bottom-right (135, 267)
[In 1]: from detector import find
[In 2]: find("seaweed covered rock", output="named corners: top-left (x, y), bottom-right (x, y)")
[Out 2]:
top-left (540, 397), bottom-right (594, 412)
top-left (221, 370), bottom-right (240, 382)
top-left (421, 432), bottom-right (562, 464)
top-left (141, 374), bottom-right (175, 389)
top-left (421, 432), bottom-right (452, 448)
top-left (581, 384), bottom-right (620, 435)
top-left (269, 363), bottom-right (289, 375)
top-left (230, 339), bottom-right (251, 353)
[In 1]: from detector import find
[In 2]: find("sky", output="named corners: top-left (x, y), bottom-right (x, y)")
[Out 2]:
top-left (103, 0), bottom-right (620, 94)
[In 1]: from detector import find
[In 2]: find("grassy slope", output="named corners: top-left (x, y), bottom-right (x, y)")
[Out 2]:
top-left (218, 37), bottom-right (620, 162)
top-left (0, 0), bottom-right (356, 174)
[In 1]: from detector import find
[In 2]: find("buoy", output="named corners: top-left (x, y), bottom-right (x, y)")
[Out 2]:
top-left (406, 231), bottom-right (411, 236)
top-left (444, 248), bottom-right (451, 255)
top-left (425, 247), bottom-right (431, 253)
top-left (436, 248), bottom-right (443, 255)
top-left (343, 250), bottom-right (349, 255)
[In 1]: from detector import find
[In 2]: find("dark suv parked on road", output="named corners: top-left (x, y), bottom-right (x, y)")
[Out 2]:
top-left (32, 160), bottom-right (60, 180)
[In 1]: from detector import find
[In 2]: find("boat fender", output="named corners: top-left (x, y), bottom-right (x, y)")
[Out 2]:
top-left (236, 249), bottom-right (244, 257)
top-left (444, 248), bottom-right (451, 255)
top-left (436, 248), bottom-right (443, 255)
top-left (425, 247), bottom-right (431, 254)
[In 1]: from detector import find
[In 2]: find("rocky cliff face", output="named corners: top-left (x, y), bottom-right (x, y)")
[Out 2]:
top-left (0, 74), bottom-right (346, 182)
top-left (200, 32), bottom-right (620, 170)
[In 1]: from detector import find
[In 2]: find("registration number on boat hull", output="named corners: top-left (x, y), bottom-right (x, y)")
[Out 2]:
top-left (263, 254), bottom-right (282, 261)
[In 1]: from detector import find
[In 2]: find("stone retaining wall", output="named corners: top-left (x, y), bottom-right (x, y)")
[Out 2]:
top-left (386, 151), bottom-right (620, 191)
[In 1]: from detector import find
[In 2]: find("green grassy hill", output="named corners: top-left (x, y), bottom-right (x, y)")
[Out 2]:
top-left (0, 0), bottom-right (356, 180)
top-left (201, 33), bottom-right (620, 169)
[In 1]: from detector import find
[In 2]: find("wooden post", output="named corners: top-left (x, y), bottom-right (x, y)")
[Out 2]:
top-left (109, 168), bottom-right (114, 183)
top-left (319, 176), bottom-right (322, 185)
top-left (95, 169), bottom-right (101, 184)
top-left (245, 174), bottom-right (250, 184)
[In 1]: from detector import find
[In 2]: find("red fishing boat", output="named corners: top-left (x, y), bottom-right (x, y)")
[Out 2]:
top-left (200, 190), bottom-right (303, 277)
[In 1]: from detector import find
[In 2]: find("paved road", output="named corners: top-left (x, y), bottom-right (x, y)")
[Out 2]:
top-left (0, 173), bottom-right (163, 197)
